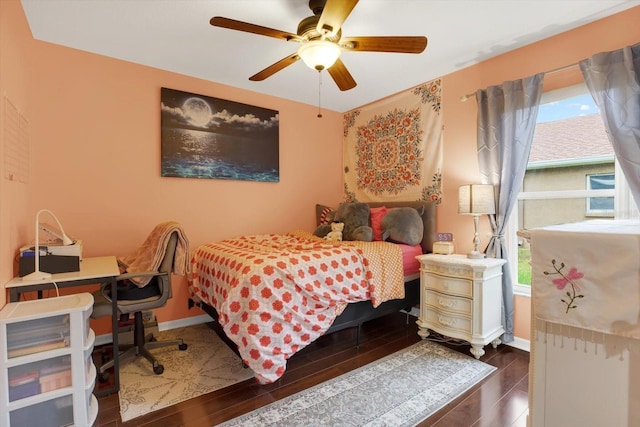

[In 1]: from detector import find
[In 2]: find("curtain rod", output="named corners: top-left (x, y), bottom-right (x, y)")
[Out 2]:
top-left (460, 62), bottom-right (579, 102)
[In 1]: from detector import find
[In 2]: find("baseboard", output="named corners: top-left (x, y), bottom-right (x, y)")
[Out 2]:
top-left (406, 307), bottom-right (420, 318)
top-left (157, 313), bottom-right (211, 331)
top-left (95, 311), bottom-right (531, 353)
top-left (95, 333), bottom-right (113, 347)
top-left (505, 336), bottom-right (530, 352)
top-left (94, 314), bottom-right (211, 346)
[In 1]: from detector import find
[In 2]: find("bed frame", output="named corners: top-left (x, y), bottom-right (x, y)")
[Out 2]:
top-left (188, 200), bottom-right (436, 357)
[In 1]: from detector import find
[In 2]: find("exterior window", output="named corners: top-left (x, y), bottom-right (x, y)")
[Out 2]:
top-left (508, 83), bottom-right (636, 294)
top-left (586, 173), bottom-right (614, 214)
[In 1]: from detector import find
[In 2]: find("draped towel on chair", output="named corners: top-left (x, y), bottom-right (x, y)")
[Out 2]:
top-left (579, 43), bottom-right (640, 211)
top-left (120, 221), bottom-right (191, 287)
top-left (342, 79), bottom-right (443, 203)
top-left (476, 74), bottom-right (544, 343)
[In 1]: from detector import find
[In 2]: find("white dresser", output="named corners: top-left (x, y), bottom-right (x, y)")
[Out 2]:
top-left (529, 220), bottom-right (640, 427)
top-left (416, 254), bottom-right (506, 359)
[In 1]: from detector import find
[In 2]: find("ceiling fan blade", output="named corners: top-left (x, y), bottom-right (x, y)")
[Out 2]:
top-left (249, 53), bottom-right (300, 81)
top-left (210, 17), bottom-right (302, 42)
top-left (316, 0), bottom-right (359, 37)
top-left (341, 36), bottom-right (428, 53)
top-left (327, 58), bottom-right (357, 91)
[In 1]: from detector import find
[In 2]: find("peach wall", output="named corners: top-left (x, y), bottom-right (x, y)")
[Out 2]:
top-left (1, 0), bottom-right (343, 333)
top-left (3, 0), bottom-right (640, 343)
top-left (440, 5), bottom-right (640, 344)
top-left (0, 0), bottom-right (34, 308)
top-left (28, 47), bottom-right (344, 333)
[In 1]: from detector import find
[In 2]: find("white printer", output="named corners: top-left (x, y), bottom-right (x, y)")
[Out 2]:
top-left (20, 222), bottom-right (83, 259)
top-left (18, 222), bottom-right (83, 276)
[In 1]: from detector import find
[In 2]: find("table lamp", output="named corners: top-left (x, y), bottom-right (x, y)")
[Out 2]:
top-left (458, 184), bottom-right (495, 259)
top-left (22, 209), bottom-right (74, 281)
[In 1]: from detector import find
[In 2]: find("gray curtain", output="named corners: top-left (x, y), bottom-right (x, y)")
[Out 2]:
top-left (580, 44), bottom-right (640, 210)
top-left (475, 73), bottom-right (544, 343)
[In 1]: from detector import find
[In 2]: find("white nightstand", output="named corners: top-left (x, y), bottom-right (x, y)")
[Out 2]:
top-left (415, 254), bottom-right (506, 359)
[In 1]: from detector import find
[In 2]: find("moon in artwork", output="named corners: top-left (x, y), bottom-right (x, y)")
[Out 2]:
top-left (183, 97), bottom-right (212, 126)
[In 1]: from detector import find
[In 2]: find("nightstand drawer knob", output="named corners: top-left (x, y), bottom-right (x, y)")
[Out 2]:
top-left (437, 297), bottom-right (456, 308)
top-left (438, 315), bottom-right (455, 327)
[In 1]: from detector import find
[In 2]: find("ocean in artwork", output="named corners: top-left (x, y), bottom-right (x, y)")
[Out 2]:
top-left (161, 127), bottom-right (279, 182)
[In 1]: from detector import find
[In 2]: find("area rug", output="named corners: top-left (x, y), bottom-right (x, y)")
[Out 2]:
top-left (118, 323), bottom-right (254, 422)
top-left (219, 339), bottom-right (496, 427)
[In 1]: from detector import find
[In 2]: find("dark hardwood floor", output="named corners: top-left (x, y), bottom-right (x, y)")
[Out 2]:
top-left (94, 312), bottom-right (529, 427)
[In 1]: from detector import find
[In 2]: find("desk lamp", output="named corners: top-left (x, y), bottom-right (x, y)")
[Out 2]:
top-left (458, 184), bottom-right (495, 259)
top-left (22, 209), bottom-right (74, 281)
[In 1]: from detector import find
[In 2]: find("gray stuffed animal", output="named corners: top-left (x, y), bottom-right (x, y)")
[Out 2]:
top-left (381, 206), bottom-right (424, 245)
top-left (334, 202), bottom-right (373, 242)
top-left (313, 202), bottom-right (373, 242)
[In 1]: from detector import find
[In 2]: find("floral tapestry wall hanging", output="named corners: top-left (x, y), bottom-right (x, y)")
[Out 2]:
top-left (342, 79), bottom-right (443, 203)
top-left (161, 87), bottom-right (279, 182)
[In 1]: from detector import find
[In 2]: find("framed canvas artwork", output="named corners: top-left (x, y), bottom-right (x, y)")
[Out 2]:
top-left (161, 87), bottom-right (280, 182)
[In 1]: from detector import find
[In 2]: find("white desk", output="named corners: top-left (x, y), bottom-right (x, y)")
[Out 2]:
top-left (6, 255), bottom-right (121, 396)
top-left (7, 256), bottom-right (119, 294)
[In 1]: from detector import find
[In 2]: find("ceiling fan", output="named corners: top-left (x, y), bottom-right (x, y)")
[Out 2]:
top-left (210, 0), bottom-right (428, 91)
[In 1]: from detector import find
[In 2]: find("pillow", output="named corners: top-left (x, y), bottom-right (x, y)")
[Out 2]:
top-left (381, 207), bottom-right (424, 246)
top-left (369, 206), bottom-right (388, 241)
top-left (315, 204), bottom-right (336, 226)
top-left (334, 202), bottom-right (373, 242)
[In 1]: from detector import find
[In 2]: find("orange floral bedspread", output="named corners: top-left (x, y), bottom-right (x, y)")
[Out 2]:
top-left (187, 230), bottom-right (404, 384)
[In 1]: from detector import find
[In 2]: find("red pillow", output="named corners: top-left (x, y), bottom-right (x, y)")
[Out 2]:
top-left (369, 206), bottom-right (388, 241)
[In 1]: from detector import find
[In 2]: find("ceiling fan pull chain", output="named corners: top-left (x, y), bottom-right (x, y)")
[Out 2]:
top-left (317, 70), bottom-right (323, 118)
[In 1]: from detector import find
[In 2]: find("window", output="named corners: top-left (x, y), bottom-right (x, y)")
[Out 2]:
top-left (586, 173), bottom-right (614, 215)
top-left (508, 83), bottom-right (637, 294)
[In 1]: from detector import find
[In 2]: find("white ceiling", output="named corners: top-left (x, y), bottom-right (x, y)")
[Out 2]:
top-left (20, 0), bottom-right (640, 112)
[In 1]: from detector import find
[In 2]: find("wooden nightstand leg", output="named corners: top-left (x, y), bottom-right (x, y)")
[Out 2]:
top-left (470, 344), bottom-right (485, 359)
top-left (416, 320), bottom-right (431, 340)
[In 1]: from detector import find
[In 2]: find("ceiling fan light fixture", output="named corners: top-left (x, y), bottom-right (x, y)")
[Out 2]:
top-left (298, 40), bottom-right (341, 71)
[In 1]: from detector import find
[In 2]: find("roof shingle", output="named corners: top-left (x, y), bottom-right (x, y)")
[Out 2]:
top-left (529, 114), bottom-right (613, 164)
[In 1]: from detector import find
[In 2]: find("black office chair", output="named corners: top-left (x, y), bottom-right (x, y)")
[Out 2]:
top-left (92, 228), bottom-right (188, 380)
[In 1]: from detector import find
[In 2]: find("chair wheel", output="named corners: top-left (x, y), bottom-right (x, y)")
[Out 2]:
top-left (153, 364), bottom-right (164, 375)
top-left (178, 343), bottom-right (188, 351)
top-left (98, 372), bottom-right (110, 383)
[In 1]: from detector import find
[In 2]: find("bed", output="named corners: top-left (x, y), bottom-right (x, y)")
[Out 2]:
top-left (187, 201), bottom-right (436, 383)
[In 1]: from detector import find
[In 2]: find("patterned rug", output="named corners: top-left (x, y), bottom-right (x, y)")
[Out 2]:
top-left (219, 339), bottom-right (496, 427)
top-left (118, 323), bottom-right (254, 422)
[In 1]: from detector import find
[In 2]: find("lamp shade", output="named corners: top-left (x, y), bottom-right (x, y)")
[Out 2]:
top-left (458, 184), bottom-right (496, 215)
top-left (298, 40), bottom-right (341, 71)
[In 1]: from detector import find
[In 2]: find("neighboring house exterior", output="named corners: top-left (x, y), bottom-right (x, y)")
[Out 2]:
top-left (519, 113), bottom-right (614, 230)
